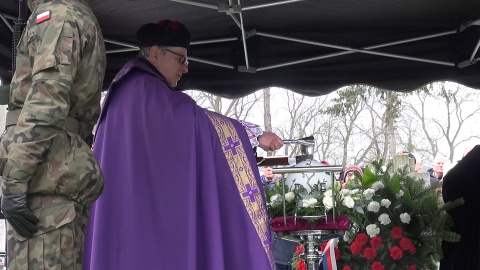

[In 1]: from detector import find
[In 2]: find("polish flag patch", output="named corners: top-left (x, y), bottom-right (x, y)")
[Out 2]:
top-left (36, 10), bottom-right (51, 24)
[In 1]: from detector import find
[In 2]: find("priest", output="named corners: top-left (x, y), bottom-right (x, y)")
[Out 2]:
top-left (82, 19), bottom-right (280, 270)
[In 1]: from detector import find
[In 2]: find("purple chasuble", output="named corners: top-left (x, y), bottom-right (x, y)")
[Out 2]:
top-left (83, 59), bottom-right (274, 270)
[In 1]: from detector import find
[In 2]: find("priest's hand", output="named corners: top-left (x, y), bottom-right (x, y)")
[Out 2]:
top-left (258, 132), bottom-right (284, 152)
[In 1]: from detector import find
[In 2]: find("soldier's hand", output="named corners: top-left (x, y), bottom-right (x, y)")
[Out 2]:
top-left (1, 191), bottom-right (39, 238)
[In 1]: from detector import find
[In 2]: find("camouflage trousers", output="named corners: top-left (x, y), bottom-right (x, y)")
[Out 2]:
top-left (6, 195), bottom-right (88, 270)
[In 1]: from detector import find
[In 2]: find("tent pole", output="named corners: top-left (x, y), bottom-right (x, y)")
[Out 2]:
top-left (0, 14), bottom-right (13, 32)
top-left (12, 0), bottom-right (28, 74)
top-left (243, 0), bottom-right (305, 11)
top-left (469, 39), bottom-right (480, 64)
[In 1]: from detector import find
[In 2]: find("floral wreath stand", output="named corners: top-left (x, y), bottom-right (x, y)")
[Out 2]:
top-left (271, 166), bottom-right (350, 270)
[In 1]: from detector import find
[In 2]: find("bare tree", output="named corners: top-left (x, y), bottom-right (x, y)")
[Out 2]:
top-left (398, 87), bottom-right (441, 164)
top-left (185, 90), bottom-right (262, 121)
top-left (186, 83), bottom-right (480, 167)
top-left (273, 90), bottom-right (330, 160)
top-left (403, 83), bottom-right (480, 161)
top-left (263, 88), bottom-right (275, 156)
top-left (382, 91), bottom-right (402, 158)
top-left (323, 86), bottom-right (370, 166)
top-left (432, 83), bottom-right (480, 160)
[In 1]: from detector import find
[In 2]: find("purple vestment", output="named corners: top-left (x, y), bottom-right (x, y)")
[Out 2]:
top-left (83, 59), bottom-right (274, 270)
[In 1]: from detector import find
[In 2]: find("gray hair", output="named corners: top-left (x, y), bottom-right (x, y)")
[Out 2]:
top-left (138, 47), bottom-right (151, 58)
top-left (138, 46), bottom-right (168, 58)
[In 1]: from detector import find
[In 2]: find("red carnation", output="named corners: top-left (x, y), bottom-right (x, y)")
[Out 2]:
top-left (370, 236), bottom-right (382, 248)
top-left (295, 245), bottom-right (305, 255)
top-left (371, 261), bottom-right (385, 270)
top-left (390, 246), bottom-right (404, 260)
top-left (391, 227), bottom-right (403, 240)
top-left (363, 247), bottom-right (377, 260)
top-left (320, 242), bottom-right (328, 251)
top-left (297, 259), bottom-right (306, 270)
top-left (350, 241), bottom-right (363, 255)
top-left (409, 245), bottom-right (417, 255)
top-left (342, 266), bottom-right (352, 270)
top-left (400, 237), bottom-right (413, 251)
top-left (355, 233), bottom-right (369, 246)
top-left (408, 266), bottom-right (416, 270)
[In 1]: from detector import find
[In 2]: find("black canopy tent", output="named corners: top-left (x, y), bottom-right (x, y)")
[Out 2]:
top-left (1, 0), bottom-right (480, 98)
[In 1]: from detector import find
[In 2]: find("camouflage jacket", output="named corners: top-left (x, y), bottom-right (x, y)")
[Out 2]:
top-left (0, 0), bottom-right (105, 207)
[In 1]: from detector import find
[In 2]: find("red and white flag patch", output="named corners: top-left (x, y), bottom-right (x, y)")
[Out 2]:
top-left (36, 10), bottom-right (51, 24)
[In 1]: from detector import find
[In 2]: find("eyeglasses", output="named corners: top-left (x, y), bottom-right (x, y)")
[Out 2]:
top-left (163, 48), bottom-right (189, 66)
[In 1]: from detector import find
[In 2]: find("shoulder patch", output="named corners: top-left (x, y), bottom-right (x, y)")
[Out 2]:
top-left (36, 10), bottom-right (51, 24)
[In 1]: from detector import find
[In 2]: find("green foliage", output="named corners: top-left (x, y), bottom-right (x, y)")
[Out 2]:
top-left (323, 86), bottom-right (367, 116)
top-left (361, 166), bottom-right (377, 188)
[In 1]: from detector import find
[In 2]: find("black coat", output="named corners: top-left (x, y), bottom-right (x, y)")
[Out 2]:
top-left (440, 145), bottom-right (480, 270)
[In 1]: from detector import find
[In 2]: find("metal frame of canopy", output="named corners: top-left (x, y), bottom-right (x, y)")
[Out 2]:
top-left (95, 1), bottom-right (480, 72)
top-left (0, 13), bottom-right (15, 32)
top-left (170, 0), bottom-right (480, 71)
top-left (2, 0), bottom-right (480, 97)
top-left (2, 0), bottom-right (479, 74)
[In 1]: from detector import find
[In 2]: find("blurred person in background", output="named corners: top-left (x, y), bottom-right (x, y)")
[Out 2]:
top-left (440, 145), bottom-right (480, 270)
top-left (341, 165), bottom-right (364, 188)
top-left (427, 154), bottom-right (448, 185)
top-left (261, 166), bottom-right (283, 189)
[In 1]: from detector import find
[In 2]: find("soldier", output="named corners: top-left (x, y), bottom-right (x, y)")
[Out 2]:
top-left (0, 0), bottom-right (105, 269)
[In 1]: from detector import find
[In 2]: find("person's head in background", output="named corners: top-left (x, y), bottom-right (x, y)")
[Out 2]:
top-left (412, 153), bottom-right (423, 173)
top-left (397, 151), bottom-right (422, 172)
top-left (432, 154), bottom-right (448, 180)
top-left (262, 166), bottom-right (282, 182)
top-left (136, 20), bottom-right (190, 87)
top-left (342, 165), bottom-right (363, 188)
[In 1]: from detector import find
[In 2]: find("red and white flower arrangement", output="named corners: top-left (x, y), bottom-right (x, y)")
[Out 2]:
top-left (288, 161), bottom-right (462, 270)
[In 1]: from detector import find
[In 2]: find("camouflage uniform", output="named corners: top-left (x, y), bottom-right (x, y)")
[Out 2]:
top-left (0, 0), bottom-right (105, 268)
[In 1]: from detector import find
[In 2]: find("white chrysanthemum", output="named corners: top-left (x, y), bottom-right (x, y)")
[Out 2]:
top-left (340, 189), bottom-right (351, 196)
top-left (372, 181), bottom-right (385, 191)
top-left (331, 238), bottom-right (339, 247)
top-left (381, 199), bottom-right (391, 208)
top-left (324, 189), bottom-right (333, 197)
top-left (366, 224), bottom-right (380, 237)
top-left (363, 188), bottom-right (375, 200)
top-left (343, 234), bottom-right (349, 243)
top-left (351, 223), bottom-right (360, 234)
top-left (269, 194), bottom-right (283, 207)
top-left (343, 232), bottom-right (351, 243)
top-left (396, 190), bottom-right (404, 198)
top-left (378, 213), bottom-right (391, 225)
top-left (342, 196), bottom-right (355, 208)
top-left (302, 197), bottom-right (318, 208)
top-left (285, 192), bottom-right (295, 202)
top-left (400, 213), bottom-right (411, 224)
top-left (367, 201), bottom-right (380, 213)
top-left (350, 189), bottom-right (360, 194)
top-left (322, 196), bottom-right (334, 210)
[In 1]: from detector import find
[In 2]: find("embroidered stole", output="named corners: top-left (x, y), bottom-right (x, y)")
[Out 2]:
top-left (205, 111), bottom-right (274, 269)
